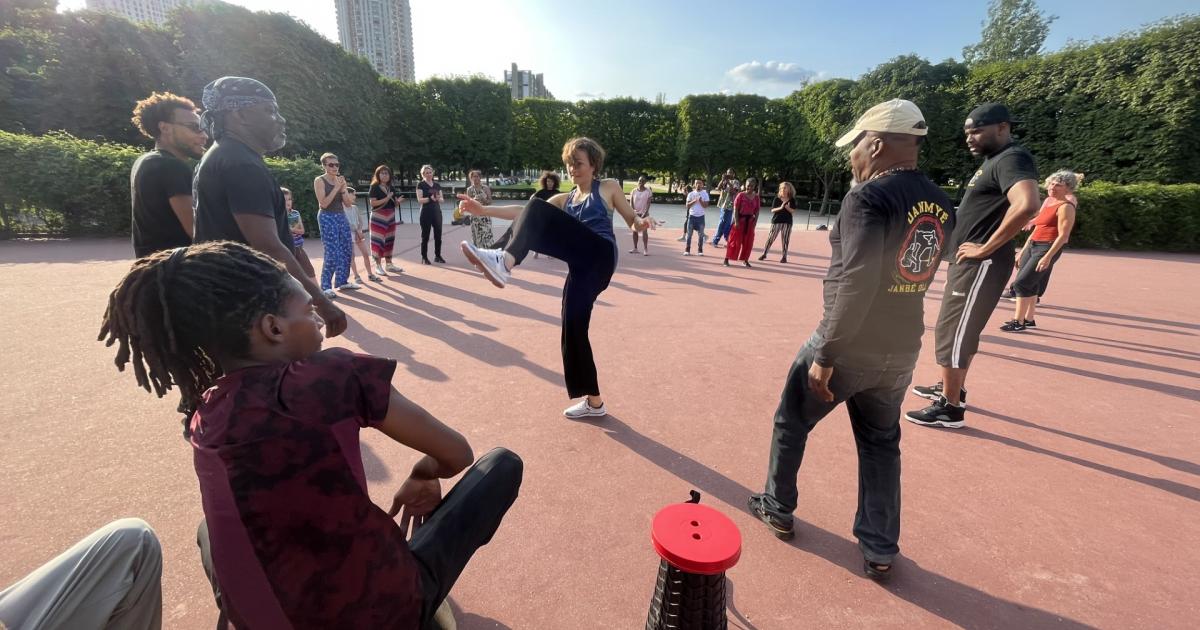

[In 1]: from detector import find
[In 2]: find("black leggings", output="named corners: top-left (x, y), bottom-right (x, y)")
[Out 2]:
top-left (506, 198), bottom-right (617, 398)
top-left (419, 205), bottom-right (442, 260)
top-left (762, 222), bottom-right (792, 257)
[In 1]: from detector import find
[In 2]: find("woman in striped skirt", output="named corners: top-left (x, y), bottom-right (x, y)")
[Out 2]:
top-left (368, 164), bottom-right (404, 275)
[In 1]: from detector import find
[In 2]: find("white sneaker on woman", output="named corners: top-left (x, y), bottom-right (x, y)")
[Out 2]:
top-left (338, 281), bottom-right (362, 291)
top-left (563, 399), bottom-right (607, 419)
top-left (460, 241), bottom-right (510, 288)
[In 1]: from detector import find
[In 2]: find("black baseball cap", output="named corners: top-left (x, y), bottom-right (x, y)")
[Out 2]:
top-left (965, 103), bottom-right (1017, 129)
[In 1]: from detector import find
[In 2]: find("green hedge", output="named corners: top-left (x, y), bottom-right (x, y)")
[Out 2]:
top-left (1072, 182), bottom-right (1200, 251)
top-left (0, 130), bottom-right (322, 237)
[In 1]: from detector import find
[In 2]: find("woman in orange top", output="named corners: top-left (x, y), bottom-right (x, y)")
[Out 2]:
top-left (724, 177), bottom-right (760, 267)
top-left (1000, 171), bottom-right (1079, 332)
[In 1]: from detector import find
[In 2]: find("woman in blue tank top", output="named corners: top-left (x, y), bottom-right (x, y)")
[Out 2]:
top-left (456, 137), bottom-right (651, 419)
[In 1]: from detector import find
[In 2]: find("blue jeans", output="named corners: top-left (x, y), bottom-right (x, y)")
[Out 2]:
top-left (761, 333), bottom-right (917, 564)
top-left (712, 208), bottom-right (733, 245)
top-left (685, 215), bottom-right (706, 252)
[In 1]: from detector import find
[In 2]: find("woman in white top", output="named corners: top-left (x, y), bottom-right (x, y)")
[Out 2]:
top-left (628, 175), bottom-right (654, 255)
top-left (343, 187), bottom-right (380, 283)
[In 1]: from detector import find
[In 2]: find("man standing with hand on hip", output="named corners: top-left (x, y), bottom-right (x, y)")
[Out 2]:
top-left (905, 103), bottom-right (1039, 429)
top-left (748, 99), bottom-right (954, 580)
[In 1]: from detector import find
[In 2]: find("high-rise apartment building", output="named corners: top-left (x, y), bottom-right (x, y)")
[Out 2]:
top-left (504, 63), bottom-right (553, 100)
top-left (335, 0), bottom-right (415, 82)
top-left (85, 0), bottom-right (188, 25)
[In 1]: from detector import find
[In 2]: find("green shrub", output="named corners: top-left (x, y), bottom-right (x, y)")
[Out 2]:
top-left (0, 130), bottom-right (139, 235)
top-left (0, 129), bottom-right (324, 237)
top-left (1072, 182), bottom-right (1200, 251)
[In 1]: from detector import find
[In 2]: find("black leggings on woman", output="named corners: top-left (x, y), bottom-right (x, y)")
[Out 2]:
top-left (762, 223), bottom-right (792, 259)
top-left (420, 205), bottom-right (443, 260)
top-left (505, 198), bottom-right (616, 398)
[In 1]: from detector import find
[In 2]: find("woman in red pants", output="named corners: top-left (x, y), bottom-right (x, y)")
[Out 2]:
top-left (724, 177), bottom-right (760, 267)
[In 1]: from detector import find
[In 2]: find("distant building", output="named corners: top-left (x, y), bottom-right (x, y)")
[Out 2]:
top-left (85, 0), bottom-right (187, 25)
top-left (335, 0), bottom-right (415, 82)
top-left (504, 63), bottom-right (553, 100)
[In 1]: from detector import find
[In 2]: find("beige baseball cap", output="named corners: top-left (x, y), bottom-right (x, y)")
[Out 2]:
top-left (835, 99), bottom-right (928, 147)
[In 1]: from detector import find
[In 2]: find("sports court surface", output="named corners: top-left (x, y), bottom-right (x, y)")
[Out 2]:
top-left (2, 227), bottom-right (1196, 629)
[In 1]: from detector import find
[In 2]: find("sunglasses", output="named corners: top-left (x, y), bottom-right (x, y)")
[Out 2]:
top-left (170, 121), bottom-right (204, 133)
top-left (324, 162), bottom-right (340, 168)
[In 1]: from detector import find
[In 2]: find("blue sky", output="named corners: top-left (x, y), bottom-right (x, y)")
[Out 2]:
top-left (61, 0), bottom-right (1198, 102)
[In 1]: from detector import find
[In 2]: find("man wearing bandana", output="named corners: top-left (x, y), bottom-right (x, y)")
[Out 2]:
top-left (192, 76), bottom-right (347, 337)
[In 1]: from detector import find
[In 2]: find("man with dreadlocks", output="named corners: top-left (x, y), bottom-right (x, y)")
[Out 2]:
top-left (99, 241), bottom-right (523, 628)
top-left (192, 76), bottom-right (347, 337)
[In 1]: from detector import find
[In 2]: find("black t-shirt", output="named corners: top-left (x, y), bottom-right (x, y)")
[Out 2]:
top-left (951, 143), bottom-right (1038, 261)
top-left (771, 198), bottom-right (797, 224)
top-left (815, 171), bottom-right (956, 366)
top-left (193, 137), bottom-right (290, 247)
top-left (417, 181), bottom-right (441, 213)
top-left (369, 183), bottom-right (396, 211)
top-left (130, 150), bottom-right (193, 257)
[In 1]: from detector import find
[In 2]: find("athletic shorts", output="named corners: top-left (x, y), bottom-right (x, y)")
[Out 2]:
top-left (934, 257), bottom-right (1013, 369)
top-left (1012, 241), bottom-right (1061, 298)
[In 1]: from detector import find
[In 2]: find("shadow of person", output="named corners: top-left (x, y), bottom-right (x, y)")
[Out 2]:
top-left (590, 414), bottom-right (1091, 630)
top-left (345, 292), bottom-right (564, 389)
top-left (359, 441), bottom-right (391, 482)
top-left (448, 596), bottom-right (514, 629)
top-left (954, 425), bottom-right (1200, 503)
top-left (978, 351), bottom-right (1200, 402)
top-left (971, 406), bottom-right (1200, 477)
top-left (339, 316), bottom-right (449, 383)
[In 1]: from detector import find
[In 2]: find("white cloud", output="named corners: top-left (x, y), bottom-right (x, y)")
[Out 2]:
top-left (575, 91), bottom-right (607, 100)
top-left (726, 61), bottom-right (818, 85)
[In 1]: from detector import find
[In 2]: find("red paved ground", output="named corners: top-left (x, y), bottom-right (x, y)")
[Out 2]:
top-left (2, 226), bottom-right (1197, 629)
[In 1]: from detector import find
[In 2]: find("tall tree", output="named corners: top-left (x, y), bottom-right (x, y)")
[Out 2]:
top-left (963, 0), bottom-right (1057, 65)
top-left (853, 55), bottom-right (972, 186)
top-left (0, 0), bottom-right (61, 134)
top-left (510, 98), bottom-right (576, 172)
top-left (783, 79), bottom-right (857, 213)
top-left (38, 12), bottom-right (183, 146)
top-left (173, 2), bottom-right (387, 172)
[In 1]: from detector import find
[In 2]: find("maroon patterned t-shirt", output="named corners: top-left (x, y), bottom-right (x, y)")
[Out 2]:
top-left (190, 348), bottom-right (421, 629)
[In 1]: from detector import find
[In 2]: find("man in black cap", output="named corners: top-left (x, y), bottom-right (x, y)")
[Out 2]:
top-left (905, 103), bottom-right (1039, 428)
top-left (192, 76), bottom-right (346, 337)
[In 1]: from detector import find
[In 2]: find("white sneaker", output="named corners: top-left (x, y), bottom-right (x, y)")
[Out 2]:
top-left (323, 289), bottom-right (338, 300)
top-left (460, 241), bottom-right (510, 288)
top-left (563, 399), bottom-right (607, 419)
top-left (374, 263), bottom-right (387, 276)
top-left (385, 263), bottom-right (403, 274)
top-left (682, 251), bottom-right (691, 256)
top-left (338, 281), bottom-right (362, 291)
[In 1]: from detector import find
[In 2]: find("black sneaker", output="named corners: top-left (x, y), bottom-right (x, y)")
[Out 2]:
top-left (999, 320), bottom-right (1026, 332)
top-left (747, 494), bottom-right (794, 540)
top-left (905, 397), bottom-right (966, 429)
top-left (1024, 319), bottom-right (1037, 328)
top-left (910, 382), bottom-right (967, 406)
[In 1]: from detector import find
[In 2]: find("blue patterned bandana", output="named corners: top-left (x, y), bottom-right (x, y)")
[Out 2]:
top-left (199, 76), bottom-right (277, 135)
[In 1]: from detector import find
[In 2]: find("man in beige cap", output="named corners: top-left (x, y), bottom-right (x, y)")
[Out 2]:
top-left (749, 98), bottom-right (956, 580)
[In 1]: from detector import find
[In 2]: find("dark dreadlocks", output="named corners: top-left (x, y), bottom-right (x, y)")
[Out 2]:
top-left (98, 241), bottom-right (292, 437)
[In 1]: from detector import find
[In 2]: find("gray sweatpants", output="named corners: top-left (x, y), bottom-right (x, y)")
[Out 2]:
top-left (0, 518), bottom-right (162, 630)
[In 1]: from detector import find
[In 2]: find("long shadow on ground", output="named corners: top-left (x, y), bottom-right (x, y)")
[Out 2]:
top-left (586, 414), bottom-right (1093, 630)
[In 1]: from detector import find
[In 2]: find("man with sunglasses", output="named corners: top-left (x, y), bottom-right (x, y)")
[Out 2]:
top-left (193, 76), bottom-right (347, 337)
top-left (129, 92), bottom-right (208, 257)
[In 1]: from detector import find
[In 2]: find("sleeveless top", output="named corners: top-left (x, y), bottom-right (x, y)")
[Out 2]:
top-left (1030, 197), bottom-right (1071, 242)
top-left (565, 179), bottom-right (615, 243)
top-left (319, 177), bottom-right (341, 212)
